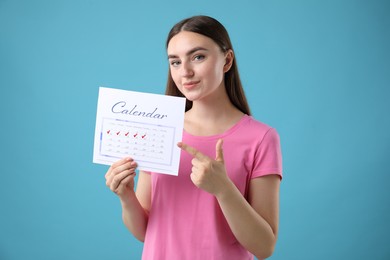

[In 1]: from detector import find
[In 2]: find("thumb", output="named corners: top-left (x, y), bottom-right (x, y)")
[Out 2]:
top-left (215, 139), bottom-right (224, 162)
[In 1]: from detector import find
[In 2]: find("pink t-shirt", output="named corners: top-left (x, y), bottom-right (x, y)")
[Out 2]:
top-left (142, 115), bottom-right (282, 260)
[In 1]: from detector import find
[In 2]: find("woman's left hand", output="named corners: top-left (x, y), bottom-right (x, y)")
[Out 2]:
top-left (178, 139), bottom-right (232, 196)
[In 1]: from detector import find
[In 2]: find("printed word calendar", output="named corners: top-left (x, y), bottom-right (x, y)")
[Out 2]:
top-left (93, 87), bottom-right (186, 176)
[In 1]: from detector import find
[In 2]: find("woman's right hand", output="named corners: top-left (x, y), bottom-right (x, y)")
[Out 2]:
top-left (105, 157), bottom-right (138, 198)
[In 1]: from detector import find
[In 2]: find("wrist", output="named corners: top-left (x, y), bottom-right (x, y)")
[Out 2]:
top-left (215, 179), bottom-right (237, 201)
top-left (119, 190), bottom-right (137, 207)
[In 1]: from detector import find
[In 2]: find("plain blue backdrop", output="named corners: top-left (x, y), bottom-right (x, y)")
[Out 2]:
top-left (1, 0), bottom-right (389, 259)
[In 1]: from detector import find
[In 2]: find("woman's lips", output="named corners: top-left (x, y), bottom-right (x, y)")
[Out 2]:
top-left (183, 81), bottom-right (200, 89)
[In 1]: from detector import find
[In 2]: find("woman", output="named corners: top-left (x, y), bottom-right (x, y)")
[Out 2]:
top-left (105, 15), bottom-right (282, 260)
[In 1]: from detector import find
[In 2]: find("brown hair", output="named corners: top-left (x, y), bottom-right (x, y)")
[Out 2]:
top-left (165, 15), bottom-right (251, 115)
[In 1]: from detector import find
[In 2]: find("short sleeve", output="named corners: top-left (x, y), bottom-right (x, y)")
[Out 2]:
top-left (251, 128), bottom-right (283, 179)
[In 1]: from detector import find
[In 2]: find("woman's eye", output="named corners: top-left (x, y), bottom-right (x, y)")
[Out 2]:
top-left (193, 55), bottom-right (205, 61)
top-left (170, 60), bottom-right (181, 66)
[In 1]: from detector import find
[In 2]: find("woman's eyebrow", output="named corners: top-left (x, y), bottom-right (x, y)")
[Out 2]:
top-left (168, 47), bottom-right (208, 59)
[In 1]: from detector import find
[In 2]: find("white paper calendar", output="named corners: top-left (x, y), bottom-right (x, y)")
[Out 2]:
top-left (93, 87), bottom-right (186, 176)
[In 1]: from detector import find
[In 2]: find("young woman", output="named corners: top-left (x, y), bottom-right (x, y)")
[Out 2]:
top-left (105, 15), bottom-right (282, 260)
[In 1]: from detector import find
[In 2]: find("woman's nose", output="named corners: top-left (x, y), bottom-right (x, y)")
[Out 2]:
top-left (180, 62), bottom-right (194, 77)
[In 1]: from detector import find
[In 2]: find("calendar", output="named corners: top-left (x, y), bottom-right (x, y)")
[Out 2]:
top-left (93, 87), bottom-right (186, 176)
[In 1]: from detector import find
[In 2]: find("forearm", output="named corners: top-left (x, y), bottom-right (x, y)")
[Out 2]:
top-left (120, 192), bottom-right (149, 242)
top-left (216, 181), bottom-right (277, 259)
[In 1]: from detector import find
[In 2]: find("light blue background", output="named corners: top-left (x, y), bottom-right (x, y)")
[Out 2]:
top-left (1, 0), bottom-right (389, 259)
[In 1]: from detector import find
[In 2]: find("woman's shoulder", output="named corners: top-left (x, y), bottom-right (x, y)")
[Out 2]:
top-left (240, 115), bottom-right (275, 133)
top-left (232, 115), bottom-right (279, 146)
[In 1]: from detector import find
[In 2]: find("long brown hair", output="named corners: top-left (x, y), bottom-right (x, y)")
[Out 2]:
top-left (165, 15), bottom-right (251, 115)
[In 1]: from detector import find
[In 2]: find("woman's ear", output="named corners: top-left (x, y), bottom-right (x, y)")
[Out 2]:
top-left (223, 50), bottom-right (234, 73)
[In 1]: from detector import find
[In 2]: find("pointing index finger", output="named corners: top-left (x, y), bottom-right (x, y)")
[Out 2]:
top-left (178, 142), bottom-right (207, 160)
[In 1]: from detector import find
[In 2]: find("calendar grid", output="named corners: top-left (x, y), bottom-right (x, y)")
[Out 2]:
top-left (99, 118), bottom-right (175, 166)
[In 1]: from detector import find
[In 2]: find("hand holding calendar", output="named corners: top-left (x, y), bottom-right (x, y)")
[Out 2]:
top-left (93, 87), bottom-right (186, 176)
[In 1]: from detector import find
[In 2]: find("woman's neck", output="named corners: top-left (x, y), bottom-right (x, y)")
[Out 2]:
top-left (185, 95), bottom-right (244, 136)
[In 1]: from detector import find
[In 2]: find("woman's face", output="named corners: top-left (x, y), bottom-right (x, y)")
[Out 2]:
top-left (167, 31), bottom-right (232, 103)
